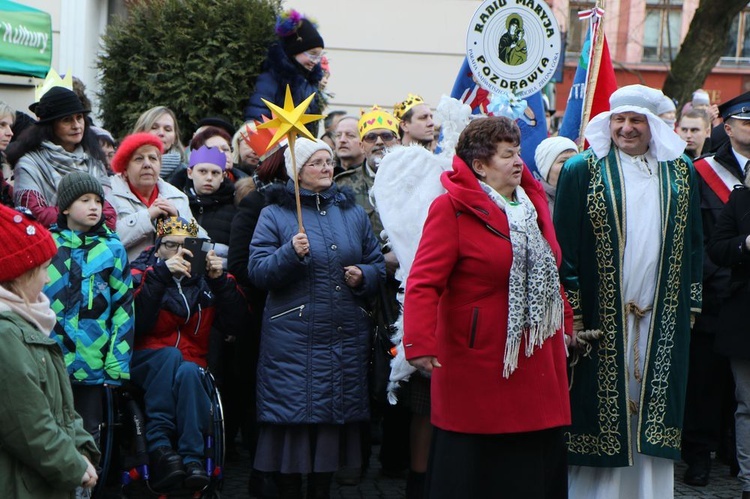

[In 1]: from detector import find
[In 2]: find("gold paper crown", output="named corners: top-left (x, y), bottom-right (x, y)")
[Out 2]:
top-left (156, 216), bottom-right (198, 238)
top-left (358, 105), bottom-right (399, 138)
top-left (35, 68), bottom-right (73, 102)
top-left (393, 93), bottom-right (425, 121)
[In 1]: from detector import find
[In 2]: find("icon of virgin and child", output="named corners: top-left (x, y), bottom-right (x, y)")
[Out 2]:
top-left (498, 13), bottom-right (527, 66)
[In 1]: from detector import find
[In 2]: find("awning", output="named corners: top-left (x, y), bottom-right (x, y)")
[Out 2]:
top-left (0, 0), bottom-right (52, 78)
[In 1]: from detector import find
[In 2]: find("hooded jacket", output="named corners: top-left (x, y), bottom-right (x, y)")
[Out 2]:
top-left (45, 218), bottom-right (134, 385)
top-left (403, 157), bottom-right (572, 434)
top-left (249, 182), bottom-right (385, 424)
top-left (0, 311), bottom-right (100, 498)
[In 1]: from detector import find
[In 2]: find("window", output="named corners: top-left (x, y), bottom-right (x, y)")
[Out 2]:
top-left (642, 0), bottom-right (683, 63)
top-left (721, 9), bottom-right (750, 65)
top-left (566, 1), bottom-right (596, 57)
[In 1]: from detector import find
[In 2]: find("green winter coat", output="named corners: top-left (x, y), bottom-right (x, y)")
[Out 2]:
top-left (0, 311), bottom-right (100, 498)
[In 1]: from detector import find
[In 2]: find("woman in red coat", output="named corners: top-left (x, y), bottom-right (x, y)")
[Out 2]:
top-left (403, 116), bottom-right (572, 498)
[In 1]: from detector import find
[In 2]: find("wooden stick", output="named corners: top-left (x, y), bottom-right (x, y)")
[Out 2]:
top-left (579, 2), bottom-right (607, 144)
top-left (288, 135), bottom-right (305, 234)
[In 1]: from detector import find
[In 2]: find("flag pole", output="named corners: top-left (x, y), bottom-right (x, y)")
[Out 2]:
top-left (288, 135), bottom-right (305, 234)
top-left (578, 1), bottom-right (607, 145)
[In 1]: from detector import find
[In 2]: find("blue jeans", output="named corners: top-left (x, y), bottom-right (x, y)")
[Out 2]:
top-left (731, 357), bottom-right (750, 491)
top-left (131, 347), bottom-right (211, 463)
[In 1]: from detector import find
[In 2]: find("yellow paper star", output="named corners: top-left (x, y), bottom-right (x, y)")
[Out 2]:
top-left (257, 85), bottom-right (325, 152)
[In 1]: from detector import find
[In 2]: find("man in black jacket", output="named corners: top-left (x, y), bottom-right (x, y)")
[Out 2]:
top-left (684, 91), bottom-right (750, 486)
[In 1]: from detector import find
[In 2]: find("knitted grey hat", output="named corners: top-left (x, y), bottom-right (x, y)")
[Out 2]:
top-left (57, 171), bottom-right (105, 212)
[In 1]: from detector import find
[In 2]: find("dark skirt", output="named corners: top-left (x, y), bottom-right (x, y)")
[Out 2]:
top-left (426, 426), bottom-right (567, 499)
top-left (409, 373), bottom-right (431, 416)
top-left (254, 422), bottom-right (362, 474)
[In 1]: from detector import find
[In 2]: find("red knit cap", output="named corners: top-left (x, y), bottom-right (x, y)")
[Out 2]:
top-left (111, 132), bottom-right (164, 174)
top-left (0, 205), bottom-right (57, 282)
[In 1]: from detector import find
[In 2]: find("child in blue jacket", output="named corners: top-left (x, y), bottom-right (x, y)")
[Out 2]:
top-left (44, 171), bottom-right (134, 446)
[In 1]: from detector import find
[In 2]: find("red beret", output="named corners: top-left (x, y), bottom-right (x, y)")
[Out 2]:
top-left (111, 133), bottom-right (164, 174)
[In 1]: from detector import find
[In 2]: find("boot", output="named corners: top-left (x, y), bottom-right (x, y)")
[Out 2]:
top-left (306, 472), bottom-right (333, 499)
top-left (275, 473), bottom-right (302, 499)
top-left (405, 471), bottom-right (426, 499)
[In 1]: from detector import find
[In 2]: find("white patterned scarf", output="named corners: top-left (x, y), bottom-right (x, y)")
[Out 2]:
top-left (479, 181), bottom-right (564, 377)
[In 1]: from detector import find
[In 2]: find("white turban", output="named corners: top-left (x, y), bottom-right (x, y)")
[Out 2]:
top-left (584, 84), bottom-right (686, 162)
top-left (534, 137), bottom-right (578, 182)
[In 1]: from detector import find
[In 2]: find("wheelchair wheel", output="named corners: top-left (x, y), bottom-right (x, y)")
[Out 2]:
top-left (98, 369), bottom-right (226, 498)
top-left (92, 386), bottom-right (117, 499)
top-left (201, 368), bottom-right (226, 496)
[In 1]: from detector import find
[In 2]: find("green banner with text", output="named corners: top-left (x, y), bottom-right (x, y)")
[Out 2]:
top-left (0, 0), bottom-right (52, 78)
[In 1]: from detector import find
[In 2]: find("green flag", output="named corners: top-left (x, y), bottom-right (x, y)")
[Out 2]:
top-left (0, 0), bottom-right (52, 78)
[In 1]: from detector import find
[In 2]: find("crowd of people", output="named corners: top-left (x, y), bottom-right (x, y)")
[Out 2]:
top-left (1, 6), bottom-right (750, 499)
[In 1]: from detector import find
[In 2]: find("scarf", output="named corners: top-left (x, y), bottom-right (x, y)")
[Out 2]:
top-left (478, 181), bottom-right (564, 377)
top-left (14, 141), bottom-right (111, 206)
top-left (0, 285), bottom-right (56, 336)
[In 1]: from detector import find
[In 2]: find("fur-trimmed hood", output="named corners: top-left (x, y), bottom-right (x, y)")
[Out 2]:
top-left (264, 180), bottom-right (357, 211)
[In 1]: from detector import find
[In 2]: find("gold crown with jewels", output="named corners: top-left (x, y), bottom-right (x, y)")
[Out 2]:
top-left (156, 216), bottom-right (198, 238)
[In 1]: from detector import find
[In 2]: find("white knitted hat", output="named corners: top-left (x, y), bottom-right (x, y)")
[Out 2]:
top-left (284, 138), bottom-right (332, 178)
top-left (534, 136), bottom-right (578, 182)
top-left (692, 90), bottom-right (710, 106)
top-left (656, 94), bottom-right (676, 115)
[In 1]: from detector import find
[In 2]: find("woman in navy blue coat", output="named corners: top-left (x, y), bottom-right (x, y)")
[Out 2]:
top-left (249, 138), bottom-right (385, 498)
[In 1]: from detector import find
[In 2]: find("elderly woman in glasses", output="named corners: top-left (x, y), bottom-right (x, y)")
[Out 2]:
top-left (243, 9), bottom-right (326, 136)
top-left (249, 138), bottom-right (385, 498)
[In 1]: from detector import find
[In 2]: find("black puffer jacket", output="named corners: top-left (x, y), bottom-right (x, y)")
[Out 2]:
top-left (185, 179), bottom-right (237, 252)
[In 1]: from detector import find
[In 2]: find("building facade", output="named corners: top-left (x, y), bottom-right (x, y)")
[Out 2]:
top-left (4, 0), bottom-right (750, 125)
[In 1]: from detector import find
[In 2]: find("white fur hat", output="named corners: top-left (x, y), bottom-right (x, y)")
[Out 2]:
top-left (534, 136), bottom-right (578, 182)
top-left (283, 138), bottom-right (332, 179)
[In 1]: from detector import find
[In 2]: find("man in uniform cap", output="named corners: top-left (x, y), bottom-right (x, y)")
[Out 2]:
top-left (684, 91), bottom-right (750, 487)
top-left (554, 84), bottom-right (703, 497)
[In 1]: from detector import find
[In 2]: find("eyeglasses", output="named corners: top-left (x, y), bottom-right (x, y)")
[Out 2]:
top-left (362, 131), bottom-right (398, 144)
top-left (303, 159), bottom-right (334, 169)
top-left (303, 51), bottom-right (323, 63)
top-left (161, 241), bottom-right (183, 251)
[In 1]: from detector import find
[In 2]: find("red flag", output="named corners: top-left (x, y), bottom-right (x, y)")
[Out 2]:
top-left (588, 35), bottom-right (617, 129)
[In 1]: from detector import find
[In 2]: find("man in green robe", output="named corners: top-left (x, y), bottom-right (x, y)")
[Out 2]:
top-left (554, 84), bottom-right (703, 497)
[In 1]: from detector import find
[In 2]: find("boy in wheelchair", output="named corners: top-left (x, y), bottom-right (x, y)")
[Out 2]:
top-left (129, 216), bottom-right (246, 492)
